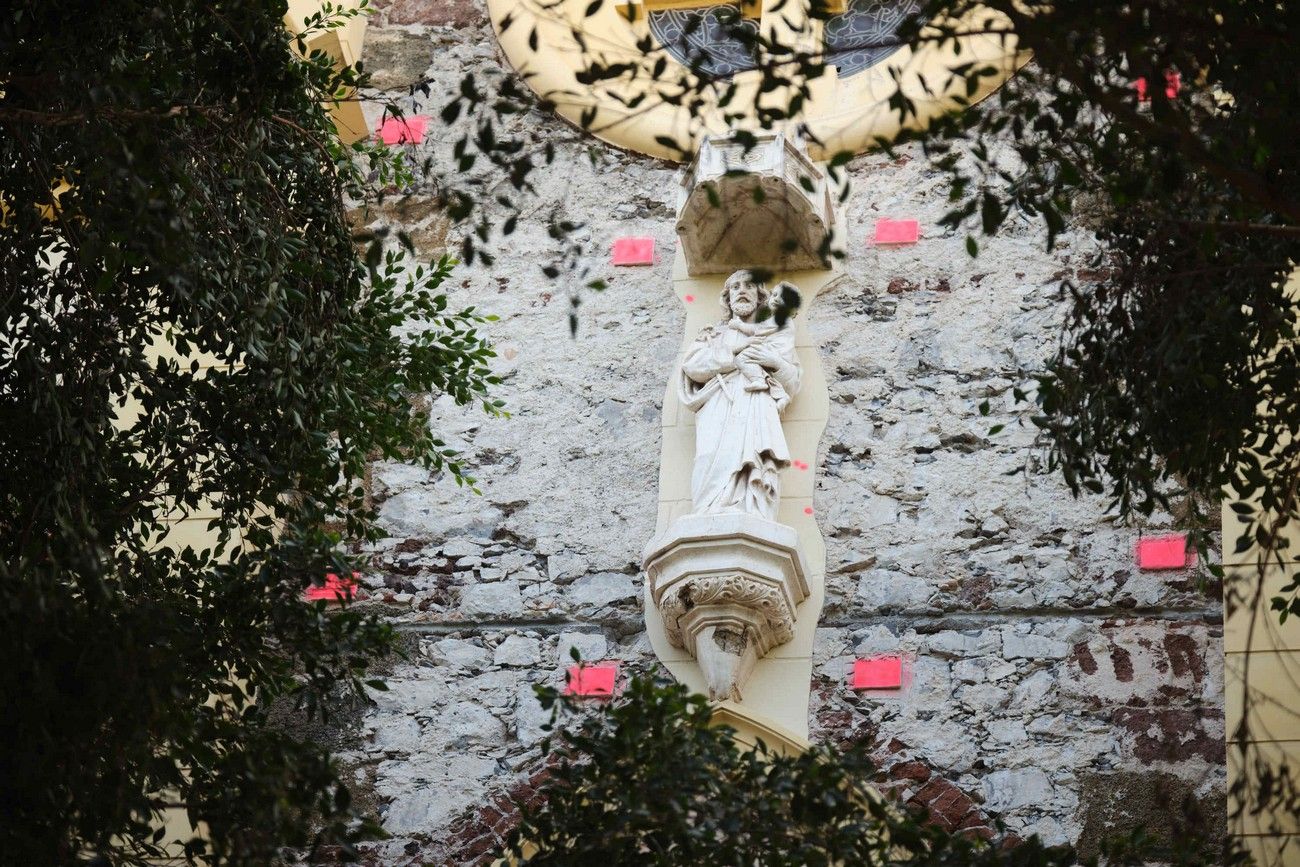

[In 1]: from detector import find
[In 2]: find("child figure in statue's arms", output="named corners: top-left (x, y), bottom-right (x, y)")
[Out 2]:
top-left (734, 280), bottom-right (800, 392)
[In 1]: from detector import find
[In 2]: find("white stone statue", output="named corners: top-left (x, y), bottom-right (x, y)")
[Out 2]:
top-left (679, 270), bottom-right (802, 521)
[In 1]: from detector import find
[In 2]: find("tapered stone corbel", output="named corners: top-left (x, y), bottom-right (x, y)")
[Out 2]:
top-left (676, 131), bottom-right (833, 276)
top-left (644, 513), bottom-right (809, 701)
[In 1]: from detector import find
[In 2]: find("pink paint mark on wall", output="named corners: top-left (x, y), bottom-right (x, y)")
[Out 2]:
top-left (565, 663), bottom-right (618, 697)
top-left (1136, 534), bottom-right (1193, 570)
top-left (612, 237), bottom-right (655, 266)
top-left (378, 115), bottom-right (428, 145)
top-left (684, 294), bottom-right (695, 303)
top-left (852, 656), bottom-right (903, 690)
top-left (305, 572), bottom-right (364, 603)
top-left (1134, 72), bottom-right (1181, 102)
top-left (873, 218), bottom-right (920, 245)
top-left (803, 506), bottom-right (814, 515)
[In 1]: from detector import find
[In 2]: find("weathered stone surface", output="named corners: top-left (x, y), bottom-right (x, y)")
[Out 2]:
top-left (493, 634), bottom-right (541, 667)
top-left (341, 7), bottom-right (1225, 859)
top-left (983, 768), bottom-right (1054, 812)
top-left (1002, 629), bottom-right (1072, 660)
top-left (360, 28), bottom-right (433, 90)
top-left (513, 684), bottom-right (552, 745)
top-left (566, 572), bottom-right (637, 609)
top-left (1075, 770), bottom-right (1225, 859)
top-left (557, 631), bottom-right (608, 664)
top-left (429, 636), bottom-right (492, 670)
top-left (460, 581), bottom-right (525, 618)
top-left (373, 0), bottom-right (485, 27)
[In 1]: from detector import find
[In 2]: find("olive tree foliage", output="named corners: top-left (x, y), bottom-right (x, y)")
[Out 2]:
top-left (499, 673), bottom-right (1216, 866)
top-left (0, 1), bottom-right (500, 863)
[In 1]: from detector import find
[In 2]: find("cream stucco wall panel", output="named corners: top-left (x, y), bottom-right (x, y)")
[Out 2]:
top-left (709, 703), bottom-right (811, 757)
top-left (284, 0), bottom-right (371, 144)
top-left (1221, 268), bottom-right (1300, 863)
top-left (1224, 561), bottom-right (1300, 654)
top-left (1226, 649), bottom-right (1300, 745)
top-left (1242, 833), bottom-right (1300, 866)
top-left (487, 0), bottom-right (1026, 161)
top-left (1230, 739), bottom-right (1300, 837)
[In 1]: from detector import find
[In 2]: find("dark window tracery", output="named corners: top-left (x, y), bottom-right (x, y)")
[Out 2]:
top-left (822, 0), bottom-right (923, 78)
top-left (648, 7), bottom-right (761, 79)
top-left (647, 1), bottom-right (922, 81)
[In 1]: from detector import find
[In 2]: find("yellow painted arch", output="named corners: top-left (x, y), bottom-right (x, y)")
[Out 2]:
top-left (488, 0), bottom-right (1028, 161)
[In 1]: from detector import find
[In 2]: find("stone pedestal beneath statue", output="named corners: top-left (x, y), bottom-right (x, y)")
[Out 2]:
top-left (644, 513), bottom-right (810, 702)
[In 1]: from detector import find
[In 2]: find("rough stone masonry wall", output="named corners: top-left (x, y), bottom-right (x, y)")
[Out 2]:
top-left (338, 2), bottom-right (1225, 863)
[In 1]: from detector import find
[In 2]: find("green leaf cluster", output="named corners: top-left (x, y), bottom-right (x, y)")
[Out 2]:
top-left (502, 673), bottom-right (1222, 866)
top-left (0, 1), bottom-right (497, 862)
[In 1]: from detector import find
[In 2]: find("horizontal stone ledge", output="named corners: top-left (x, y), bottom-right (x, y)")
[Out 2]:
top-left (823, 605), bottom-right (1222, 629)
top-left (388, 617), bottom-right (623, 635)
top-left (381, 606), bottom-right (1222, 638)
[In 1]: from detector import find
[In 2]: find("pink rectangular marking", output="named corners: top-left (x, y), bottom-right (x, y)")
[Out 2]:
top-left (378, 115), bottom-right (428, 145)
top-left (304, 571), bottom-right (363, 603)
top-left (873, 218), bottom-right (920, 245)
top-left (611, 237), bottom-right (655, 266)
top-left (852, 656), bottom-right (903, 690)
top-left (1136, 534), bottom-right (1192, 570)
top-left (565, 663), bottom-right (618, 697)
top-left (1134, 72), bottom-right (1181, 102)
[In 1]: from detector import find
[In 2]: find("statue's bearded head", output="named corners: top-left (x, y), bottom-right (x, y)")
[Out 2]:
top-left (721, 270), bottom-right (770, 322)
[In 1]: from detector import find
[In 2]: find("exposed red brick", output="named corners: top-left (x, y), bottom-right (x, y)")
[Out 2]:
top-left (1110, 644), bottom-right (1134, 682)
top-left (817, 708), bottom-right (852, 731)
top-left (943, 790), bottom-right (975, 819)
top-left (1072, 641), bottom-right (1098, 675)
top-left (1163, 632), bottom-right (1204, 681)
top-left (928, 785), bottom-right (963, 813)
top-left (889, 760), bottom-right (932, 782)
top-left (927, 800), bottom-right (965, 830)
top-left (911, 779), bottom-right (950, 806)
top-left (957, 575), bottom-right (993, 609)
top-left (1112, 707), bottom-right (1224, 764)
top-left (375, 0), bottom-right (485, 27)
top-left (460, 831), bottom-right (497, 862)
top-left (877, 752), bottom-right (1010, 849)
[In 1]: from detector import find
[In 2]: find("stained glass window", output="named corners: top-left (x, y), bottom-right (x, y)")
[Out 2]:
top-left (648, 1), bottom-right (921, 81)
top-left (648, 7), bottom-right (760, 78)
top-left (823, 0), bottom-right (923, 77)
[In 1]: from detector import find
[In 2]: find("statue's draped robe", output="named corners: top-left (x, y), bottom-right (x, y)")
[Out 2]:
top-left (679, 318), bottom-right (801, 520)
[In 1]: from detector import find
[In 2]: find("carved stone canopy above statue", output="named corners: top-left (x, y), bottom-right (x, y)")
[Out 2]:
top-left (676, 132), bottom-right (833, 276)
